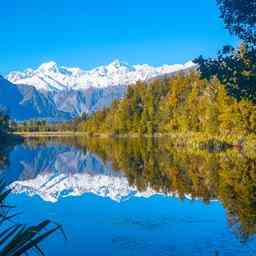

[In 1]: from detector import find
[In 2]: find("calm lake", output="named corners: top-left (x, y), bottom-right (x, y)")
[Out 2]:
top-left (1, 137), bottom-right (256, 256)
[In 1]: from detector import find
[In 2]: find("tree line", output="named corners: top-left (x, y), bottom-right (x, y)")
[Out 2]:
top-left (12, 113), bottom-right (88, 133)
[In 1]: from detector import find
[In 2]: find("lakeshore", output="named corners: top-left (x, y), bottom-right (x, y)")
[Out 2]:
top-left (14, 131), bottom-right (87, 138)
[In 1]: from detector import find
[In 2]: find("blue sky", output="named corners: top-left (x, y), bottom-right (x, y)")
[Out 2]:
top-left (0, 0), bottom-right (236, 74)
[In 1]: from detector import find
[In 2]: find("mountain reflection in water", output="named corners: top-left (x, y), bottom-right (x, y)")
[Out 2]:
top-left (1, 137), bottom-right (256, 255)
top-left (3, 141), bottom-right (164, 203)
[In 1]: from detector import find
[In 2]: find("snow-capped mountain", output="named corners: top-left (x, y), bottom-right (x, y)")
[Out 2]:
top-left (7, 60), bottom-right (195, 92)
top-left (2, 60), bottom-right (195, 120)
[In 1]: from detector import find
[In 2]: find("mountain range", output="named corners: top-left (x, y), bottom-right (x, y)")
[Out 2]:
top-left (1, 60), bottom-right (195, 121)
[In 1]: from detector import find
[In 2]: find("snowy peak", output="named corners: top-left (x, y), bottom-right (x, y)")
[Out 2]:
top-left (107, 59), bottom-right (134, 71)
top-left (6, 60), bottom-right (196, 92)
top-left (38, 61), bottom-right (59, 73)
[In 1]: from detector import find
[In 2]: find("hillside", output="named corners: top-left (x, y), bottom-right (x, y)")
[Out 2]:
top-left (78, 72), bottom-right (256, 137)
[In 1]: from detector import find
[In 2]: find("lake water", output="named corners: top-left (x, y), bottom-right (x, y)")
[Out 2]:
top-left (1, 137), bottom-right (256, 256)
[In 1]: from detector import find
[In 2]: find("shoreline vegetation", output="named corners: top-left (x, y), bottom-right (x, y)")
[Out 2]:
top-left (71, 72), bottom-right (256, 155)
top-left (15, 131), bottom-right (256, 156)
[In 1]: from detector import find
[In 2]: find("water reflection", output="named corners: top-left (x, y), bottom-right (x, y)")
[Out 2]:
top-left (1, 137), bottom-right (256, 242)
top-left (79, 138), bottom-right (256, 241)
top-left (2, 141), bottom-right (148, 203)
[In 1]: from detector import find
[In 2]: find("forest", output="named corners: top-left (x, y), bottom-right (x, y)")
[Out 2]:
top-left (78, 71), bottom-right (256, 138)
